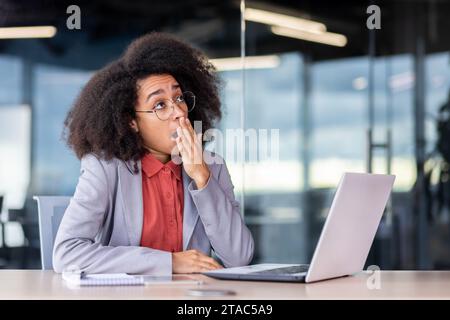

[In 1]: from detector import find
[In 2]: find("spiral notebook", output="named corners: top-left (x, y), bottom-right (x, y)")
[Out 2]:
top-left (63, 272), bottom-right (144, 287)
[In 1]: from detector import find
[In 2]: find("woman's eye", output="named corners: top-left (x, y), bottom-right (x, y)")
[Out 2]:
top-left (175, 95), bottom-right (184, 103)
top-left (154, 102), bottom-right (166, 110)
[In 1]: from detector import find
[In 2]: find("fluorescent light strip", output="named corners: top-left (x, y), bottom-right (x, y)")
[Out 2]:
top-left (0, 26), bottom-right (57, 39)
top-left (244, 7), bottom-right (326, 34)
top-left (271, 26), bottom-right (347, 47)
top-left (210, 55), bottom-right (281, 72)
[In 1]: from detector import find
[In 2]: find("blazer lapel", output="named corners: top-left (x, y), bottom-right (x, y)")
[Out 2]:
top-left (182, 169), bottom-right (199, 250)
top-left (118, 159), bottom-right (143, 246)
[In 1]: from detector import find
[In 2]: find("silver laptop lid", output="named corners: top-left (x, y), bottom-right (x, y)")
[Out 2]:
top-left (305, 172), bottom-right (395, 283)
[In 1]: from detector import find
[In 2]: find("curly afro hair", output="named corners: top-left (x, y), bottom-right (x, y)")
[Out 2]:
top-left (63, 32), bottom-right (223, 163)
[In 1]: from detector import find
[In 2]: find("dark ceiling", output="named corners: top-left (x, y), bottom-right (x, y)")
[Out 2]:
top-left (0, 0), bottom-right (449, 69)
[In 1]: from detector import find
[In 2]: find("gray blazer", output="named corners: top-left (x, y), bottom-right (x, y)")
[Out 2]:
top-left (53, 151), bottom-right (254, 275)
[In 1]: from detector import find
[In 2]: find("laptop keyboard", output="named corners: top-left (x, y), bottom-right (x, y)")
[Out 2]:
top-left (251, 265), bottom-right (309, 275)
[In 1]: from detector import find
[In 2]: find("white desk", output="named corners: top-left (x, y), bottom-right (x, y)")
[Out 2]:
top-left (0, 270), bottom-right (449, 300)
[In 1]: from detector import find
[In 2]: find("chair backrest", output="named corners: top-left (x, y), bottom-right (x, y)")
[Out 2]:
top-left (33, 196), bottom-right (71, 270)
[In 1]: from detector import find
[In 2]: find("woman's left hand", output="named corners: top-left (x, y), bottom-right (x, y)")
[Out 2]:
top-left (174, 117), bottom-right (210, 189)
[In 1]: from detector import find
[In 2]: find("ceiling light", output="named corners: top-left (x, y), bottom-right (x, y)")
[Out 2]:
top-left (271, 26), bottom-right (347, 47)
top-left (0, 26), bottom-right (57, 39)
top-left (244, 7), bottom-right (326, 34)
top-left (210, 55), bottom-right (281, 71)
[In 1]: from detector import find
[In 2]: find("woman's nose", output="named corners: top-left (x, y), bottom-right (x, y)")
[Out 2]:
top-left (172, 103), bottom-right (186, 119)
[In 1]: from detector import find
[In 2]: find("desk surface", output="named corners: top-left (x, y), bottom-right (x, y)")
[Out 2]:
top-left (0, 270), bottom-right (449, 300)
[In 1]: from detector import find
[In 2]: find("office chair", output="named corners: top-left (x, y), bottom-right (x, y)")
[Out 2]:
top-left (33, 196), bottom-right (71, 270)
top-left (0, 195), bottom-right (6, 269)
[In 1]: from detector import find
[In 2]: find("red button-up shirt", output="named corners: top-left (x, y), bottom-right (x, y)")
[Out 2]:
top-left (140, 152), bottom-right (184, 253)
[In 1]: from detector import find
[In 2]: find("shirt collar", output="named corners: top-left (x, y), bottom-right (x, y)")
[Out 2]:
top-left (141, 152), bottom-right (182, 181)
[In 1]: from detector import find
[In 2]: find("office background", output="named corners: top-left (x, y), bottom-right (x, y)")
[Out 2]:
top-left (0, 0), bottom-right (449, 270)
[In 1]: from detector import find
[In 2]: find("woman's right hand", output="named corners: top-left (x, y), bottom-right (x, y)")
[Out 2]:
top-left (172, 250), bottom-right (223, 274)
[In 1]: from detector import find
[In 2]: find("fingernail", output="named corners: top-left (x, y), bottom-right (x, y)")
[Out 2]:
top-left (186, 118), bottom-right (190, 123)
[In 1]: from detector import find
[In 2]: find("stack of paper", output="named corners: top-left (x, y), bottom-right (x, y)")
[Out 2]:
top-left (62, 272), bottom-right (144, 287)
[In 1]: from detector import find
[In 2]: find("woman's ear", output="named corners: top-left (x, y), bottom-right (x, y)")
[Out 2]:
top-left (130, 119), bottom-right (139, 133)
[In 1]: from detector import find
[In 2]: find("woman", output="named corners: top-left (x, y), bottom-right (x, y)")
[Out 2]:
top-left (53, 32), bottom-right (254, 275)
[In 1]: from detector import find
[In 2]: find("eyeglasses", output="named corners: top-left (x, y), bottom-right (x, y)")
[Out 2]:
top-left (135, 91), bottom-right (196, 121)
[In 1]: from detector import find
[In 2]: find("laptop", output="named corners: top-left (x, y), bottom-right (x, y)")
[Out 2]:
top-left (203, 172), bottom-right (395, 283)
